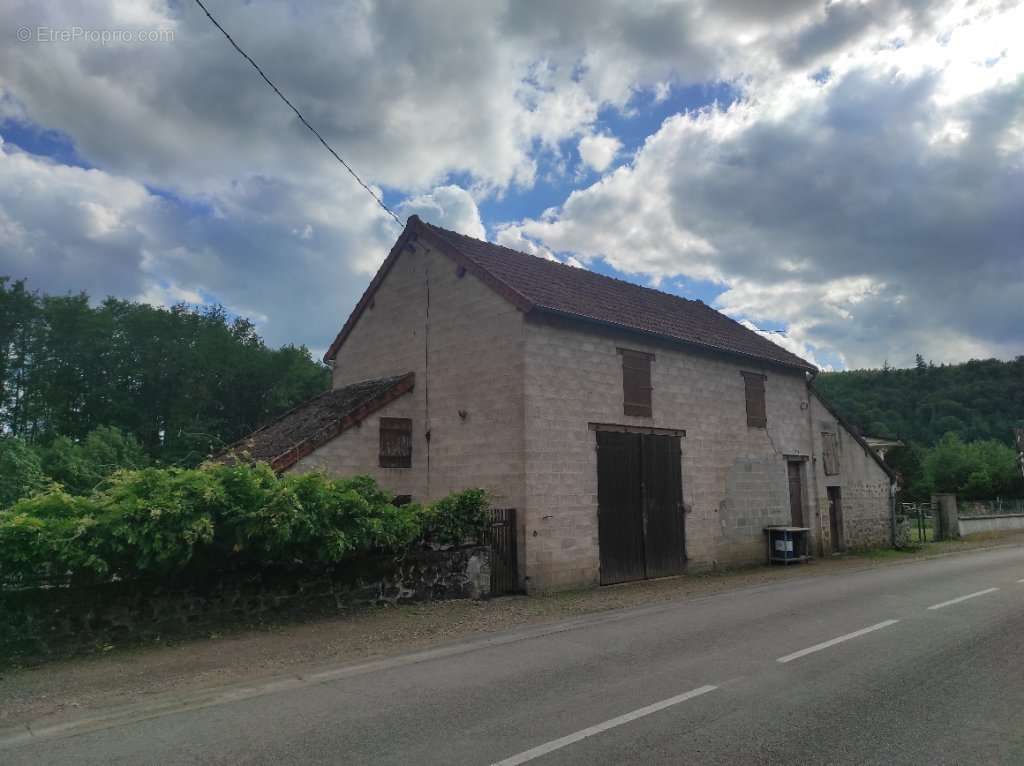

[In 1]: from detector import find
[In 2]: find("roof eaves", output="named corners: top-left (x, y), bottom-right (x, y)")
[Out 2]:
top-left (531, 304), bottom-right (818, 375)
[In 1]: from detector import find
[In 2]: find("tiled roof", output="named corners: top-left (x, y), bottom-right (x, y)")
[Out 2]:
top-left (214, 373), bottom-right (414, 473)
top-left (326, 217), bottom-right (815, 372)
top-left (421, 221), bottom-right (816, 372)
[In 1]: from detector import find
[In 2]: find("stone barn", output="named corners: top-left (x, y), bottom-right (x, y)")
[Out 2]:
top-left (223, 216), bottom-right (896, 591)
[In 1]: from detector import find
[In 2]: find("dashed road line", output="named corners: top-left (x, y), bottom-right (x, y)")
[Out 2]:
top-left (489, 685), bottom-right (718, 765)
top-left (927, 587), bottom-right (999, 610)
top-left (776, 620), bottom-right (900, 664)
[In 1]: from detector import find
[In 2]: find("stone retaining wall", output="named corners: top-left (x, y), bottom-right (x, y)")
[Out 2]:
top-left (958, 514), bottom-right (1024, 536)
top-left (0, 546), bottom-right (489, 664)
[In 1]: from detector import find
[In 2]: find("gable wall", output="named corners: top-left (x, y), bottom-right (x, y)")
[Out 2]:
top-left (305, 240), bottom-right (526, 514)
top-left (809, 394), bottom-right (893, 551)
top-left (522, 314), bottom-right (817, 591)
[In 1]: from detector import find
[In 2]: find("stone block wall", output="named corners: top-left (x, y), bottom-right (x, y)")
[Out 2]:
top-left (522, 314), bottom-right (815, 590)
top-left (810, 394), bottom-right (894, 552)
top-left (326, 240), bottom-right (527, 516)
top-left (0, 547), bottom-right (489, 665)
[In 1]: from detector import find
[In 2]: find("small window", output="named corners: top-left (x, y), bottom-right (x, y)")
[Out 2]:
top-left (822, 431), bottom-right (841, 475)
top-left (741, 371), bottom-right (767, 428)
top-left (379, 417), bottom-right (412, 468)
top-left (619, 348), bottom-right (653, 417)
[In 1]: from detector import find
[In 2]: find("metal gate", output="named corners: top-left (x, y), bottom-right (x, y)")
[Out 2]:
top-left (597, 430), bottom-right (685, 584)
top-left (901, 502), bottom-right (934, 543)
top-left (488, 508), bottom-right (519, 595)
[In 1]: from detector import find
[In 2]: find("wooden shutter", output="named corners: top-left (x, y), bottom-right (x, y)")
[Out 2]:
top-left (619, 349), bottom-right (653, 417)
top-left (821, 431), bottom-right (840, 475)
top-left (741, 372), bottom-right (767, 428)
top-left (379, 417), bottom-right (412, 468)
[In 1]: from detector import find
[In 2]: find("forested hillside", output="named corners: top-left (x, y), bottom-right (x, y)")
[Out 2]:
top-left (0, 278), bottom-right (330, 466)
top-left (815, 356), bottom-right (1024, 446)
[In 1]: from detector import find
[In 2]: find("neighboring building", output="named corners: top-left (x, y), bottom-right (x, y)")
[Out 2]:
top-left (863, 436), bottom-right (904, 461)
top-left (221, 216), bottom-right (896, 591)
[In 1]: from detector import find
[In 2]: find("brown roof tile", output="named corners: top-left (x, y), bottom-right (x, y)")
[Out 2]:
top-left (326, 217), bottom-right (815, 373)
top-left (214, 373), bottom-right (414, 472)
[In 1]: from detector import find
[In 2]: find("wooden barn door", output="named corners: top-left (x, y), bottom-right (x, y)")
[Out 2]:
top-left (642, 434), bottom-right (686, 578)
top-left (597, 431), bottom-right (685, 584)
top-left (597, 431), bottom-right (645, 584)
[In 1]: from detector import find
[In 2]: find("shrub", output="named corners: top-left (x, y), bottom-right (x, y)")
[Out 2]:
top-left (423, 488), bottom-right (490, 546)
top-left (96, 467), bottom-right (222, 576)
top-left (0, 489), bottom-right (105, 584)
top-left (0, 465), bottom-right (484, 585)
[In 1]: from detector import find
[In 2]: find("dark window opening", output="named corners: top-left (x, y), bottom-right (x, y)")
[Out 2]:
top-left (392, 494), bottom-right (413, 507)
top-left (379, 417), bottom-right (412, 468)
top-left (619, 349), bottom-right (653, 417)
top-left (742, 371), bottom-right (767, 428)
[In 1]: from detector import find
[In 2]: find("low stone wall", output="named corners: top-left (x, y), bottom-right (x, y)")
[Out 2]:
top-left (958, 514), bottom-right (1024, 537)
top-left (0, 546), bottom-right (489, 664)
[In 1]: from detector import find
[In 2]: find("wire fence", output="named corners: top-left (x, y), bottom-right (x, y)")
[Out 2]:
top-left (957, 498), bottom-right (1024, 517)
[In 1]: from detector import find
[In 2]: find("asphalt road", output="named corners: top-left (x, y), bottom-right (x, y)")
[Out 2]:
top-left (4, 546), bottom-right (1024, 765)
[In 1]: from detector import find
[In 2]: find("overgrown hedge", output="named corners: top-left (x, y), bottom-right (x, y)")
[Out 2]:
top-left (0, 463), bottom-right (488, 587)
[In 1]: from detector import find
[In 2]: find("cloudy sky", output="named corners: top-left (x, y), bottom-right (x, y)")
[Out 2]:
top-left (1, 0), bottom-right (1021, 370)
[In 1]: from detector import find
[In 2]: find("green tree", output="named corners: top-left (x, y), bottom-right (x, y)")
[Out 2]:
top-left (0, 279), bottom-right (330, 466)
top-left (920, 433), bottom-right (1023, 499)
top-left (38, 426), bottom-right (149, 496)
top-left (0, 437), bottom-right (46, 508)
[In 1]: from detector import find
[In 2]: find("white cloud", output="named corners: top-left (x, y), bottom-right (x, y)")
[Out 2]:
top-left (739, 320), bottom-right (833, 372)
top-left (397, 185), bottom-right (485, 240)
top-left (0, 139), bottom-right (397, 348)
top-left (494, 225), bottom-right (558, 261)
top-left (498, 0), bottom-right (1024, 368)
top-left (578, 133), bottom-right (622, 173)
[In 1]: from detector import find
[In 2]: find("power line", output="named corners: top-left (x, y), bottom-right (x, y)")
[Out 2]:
top-left (192, 0), bottom-right (403, 227)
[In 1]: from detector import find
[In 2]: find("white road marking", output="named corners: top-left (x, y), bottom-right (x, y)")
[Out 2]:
top-left (776, 620), bottom-right (900, 664)
top-left (1017, 578), bottom-right (1024, 583)
top-left (489, 685), bottom-right (718, 765)
top-left (927, 587), bottom-right (999, 610)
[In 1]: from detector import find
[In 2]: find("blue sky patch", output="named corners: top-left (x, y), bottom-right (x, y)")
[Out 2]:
top-left (0, 119), bottom-right (91, 168)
